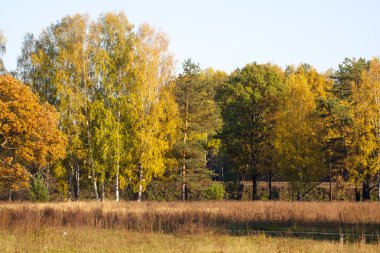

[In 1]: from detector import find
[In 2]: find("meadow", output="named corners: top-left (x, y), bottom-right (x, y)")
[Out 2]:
top-left (0, 201), bottom-right (380, 252)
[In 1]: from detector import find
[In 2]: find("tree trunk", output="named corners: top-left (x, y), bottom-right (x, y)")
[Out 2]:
top-left (68, 165), bottom-right (74, 201)
top-left (46, 167), bottom-right (50, 197)
top-left (8, 189), bottom-right (12, 202)
top-left (89, 149), bottom-right (98, 201)
top-left (221, 164), bottom-right (224, 181)
top-left (237, 175), bottom-right (244, 200)
top-left (355, 183), bottom-right (361, 202)
top-left (378, 170), bottom-right (380, 201)
top-left (84, 80), bottom-right (98, 201)
top-left (115, 167), bottom-right (119, 202)
top-left (75, 164), bottom-right (80, 201)
top-left (115, 109), bottom-right (120, 202)
top-left (93, 175), bottom-right (99, 201)
top-left (252, 173), bottom-right (258, 201)
top-left (137, 164), bottom-right (143, 202)
top-left (181, 164), bottom-right (186, 201)
top-left (329, 162), bottom-right (333, 201)
top-left (181, 93), bottom-right (189, 202)
top-left (362, 175), bottom-right (371, 201)
top-left (268, 170), bottom-right (272, 200)
top-left (101, 182), bottom-right (105, 202)
top-left (296, 191), bottom-right (302, 201)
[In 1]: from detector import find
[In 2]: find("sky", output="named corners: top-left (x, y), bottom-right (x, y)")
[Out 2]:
top-left (1, 0), bottom-right (380, 74)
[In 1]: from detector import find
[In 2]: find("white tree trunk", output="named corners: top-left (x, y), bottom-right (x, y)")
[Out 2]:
top-left (115, 167), bottom-right (119, 202)
top-left (137, 164), bottom-right (143, 202)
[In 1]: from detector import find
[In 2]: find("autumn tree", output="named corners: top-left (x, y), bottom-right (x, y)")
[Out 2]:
top-left (351, 58), bottom-right (380, 200)
top-left (0, 75), bottom-right (66, 200)
top-left (0, 31), bottom-right (6, 74)
top-left (89, 12), bottom-right (135, 201)
top-left (274, 66), bottom-right (326, 201)
top-left (217, 63), bottom-right (285, 200)
top-left (126, 24), bottom-right (179, 201)
top-left (329, 58), bottom-right (370, 200)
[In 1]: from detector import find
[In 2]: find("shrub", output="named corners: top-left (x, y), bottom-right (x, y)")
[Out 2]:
top-left (204, 182), bottom-right (225, 200)
top-left (29, 173), bottom-right (49, 201)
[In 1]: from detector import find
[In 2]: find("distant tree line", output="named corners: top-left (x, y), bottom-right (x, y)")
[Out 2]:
top-left (1, 12), bottom-right (380, 201)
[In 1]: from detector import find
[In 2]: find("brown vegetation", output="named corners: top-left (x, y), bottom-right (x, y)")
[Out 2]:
top-left (1, 201), bottom-right (379, 235)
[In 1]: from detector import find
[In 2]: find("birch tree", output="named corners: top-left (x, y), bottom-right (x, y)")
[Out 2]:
top-left (274, 68), bottom-right (324, 200)
top-left (127, 24), bottom-right (178, 201)
top-left (90, 12), bottom-right (135, 201)
top-left (0, 30), bottom-right (6, 74)
top-left (352, 58), bottom-right (380, 200)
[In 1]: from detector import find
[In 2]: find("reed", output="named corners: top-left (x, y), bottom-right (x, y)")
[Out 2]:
top-left (0, 201), bottom-right (379, 235)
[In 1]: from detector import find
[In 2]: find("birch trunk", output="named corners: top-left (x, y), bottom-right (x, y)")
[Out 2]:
top-left (86, 112), bottom-right (98, 200)
top-left (115, 109), bottom-right (120, 202)
top-left (137, 164), bottom-right (143, 202)
top-left (115, 168), bottom-right (119, 202)
top-left (182, 95), bottom-right (189, 202)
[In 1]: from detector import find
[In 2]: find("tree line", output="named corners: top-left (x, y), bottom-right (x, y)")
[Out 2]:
top-left (1, 12), bottom-right (380, 201)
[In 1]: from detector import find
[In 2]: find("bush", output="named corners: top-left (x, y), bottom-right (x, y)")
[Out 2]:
top-left (29, 173), bottom-right (49, 201)
top-left (204, 182), bottom-right (225, 200)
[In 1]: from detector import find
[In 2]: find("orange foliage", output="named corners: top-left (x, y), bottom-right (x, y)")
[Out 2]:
top-left (0, 75), bottom-right (66, 190)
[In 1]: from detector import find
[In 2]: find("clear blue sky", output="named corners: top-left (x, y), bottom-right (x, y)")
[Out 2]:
top-left (1, 0), bottom-right (380, 73)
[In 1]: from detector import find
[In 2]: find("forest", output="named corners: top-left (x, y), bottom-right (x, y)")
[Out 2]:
top-left (1, 12), bottom-right (380, 203)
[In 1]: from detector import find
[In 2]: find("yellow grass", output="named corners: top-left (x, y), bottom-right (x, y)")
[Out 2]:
top-left (0, 227), bottom-right (379, 253)
top-left (1, 201), bottom-right (379, 252)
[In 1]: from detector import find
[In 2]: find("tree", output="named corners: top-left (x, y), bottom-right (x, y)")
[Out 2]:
top-left (90, 12), bottom-right (135, 201)
top-left (174, 59), bottom-right (221, 201)
top-left (351, 58), bottom-right (380, 200)
top-left (0, 75), bottom-right (66, 200)
top-left (332, 57), bottom-right (370, 101)
top-left (330, 57), bottom-right (371, 200)
top-left (217, 63), bottom-right (285, 200)
top-left (126, 24), bottom-right (179, 201)
top-left (0, 30), bottom-right (5, 74)
top-left (274, 67), bottom-right (325, 201)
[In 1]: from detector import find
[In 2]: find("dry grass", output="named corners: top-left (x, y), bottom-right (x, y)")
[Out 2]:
top-left (0, 227), bottom-right (379, 253)
top-left (0, 201), bottom-right (379, 235)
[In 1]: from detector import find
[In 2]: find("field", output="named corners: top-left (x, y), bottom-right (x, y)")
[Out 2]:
top-left (1, 228), bottom-right (380, 253)
top-left (0, 201), bottom-right (380, 252)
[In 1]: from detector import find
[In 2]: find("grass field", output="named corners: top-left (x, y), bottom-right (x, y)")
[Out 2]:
top-left (0, 227), bottom-right (379, 253)
top-left (0, 201), bottom-right (379, 252)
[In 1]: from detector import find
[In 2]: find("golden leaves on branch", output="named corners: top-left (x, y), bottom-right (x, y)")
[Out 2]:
top-left (0, 75), bottom-right (66, 190)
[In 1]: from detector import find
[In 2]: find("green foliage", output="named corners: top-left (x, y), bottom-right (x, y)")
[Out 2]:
top-left (174, 59), bottom-right (223, 200)
top-left (204, 182), bottom-right (225, 200)
top-left (217, 62), bottom-right (285, 199)
top-left (10, 10), bottom-right (380, 202)
top-left (29, 173), bottom-right (49, 201)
